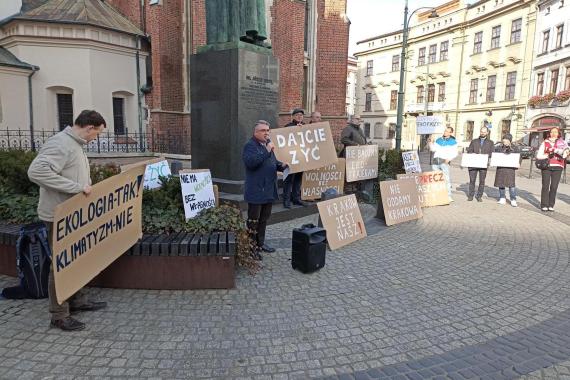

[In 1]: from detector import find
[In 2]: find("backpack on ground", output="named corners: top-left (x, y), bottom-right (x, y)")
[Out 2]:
top-left (1, 223), bottom-right (51, 299)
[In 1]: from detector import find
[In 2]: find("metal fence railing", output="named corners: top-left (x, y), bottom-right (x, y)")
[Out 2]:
top-left (0, 128), bottom-right (191, 155)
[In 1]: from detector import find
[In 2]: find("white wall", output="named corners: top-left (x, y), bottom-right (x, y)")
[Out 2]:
top-left (0, 67), bottom-right (29, 130)
top-left (7, 43), bottom-right (145, 133)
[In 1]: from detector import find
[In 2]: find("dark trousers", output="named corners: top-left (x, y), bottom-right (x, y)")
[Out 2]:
top-left (541, 168), bottom-right (563, 208)
top-left (468, 169), bottom-right (487, 198)
top-left (283, 173), bottom-right (302, 203)
top-left (45, 222), bottom-right (87, 321)
top-left (247, 203), bottom-right (273, 247)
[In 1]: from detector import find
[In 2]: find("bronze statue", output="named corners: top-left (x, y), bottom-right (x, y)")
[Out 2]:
top-left (205, 0), bottom-right (268, 47)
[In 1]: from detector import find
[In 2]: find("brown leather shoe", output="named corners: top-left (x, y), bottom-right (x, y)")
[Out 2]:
top-left (70, 301), bottom-right (107, 313)
top-left (50, 317), bottom-right (85, 331)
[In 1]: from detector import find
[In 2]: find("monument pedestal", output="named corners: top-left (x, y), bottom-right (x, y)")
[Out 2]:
top-left (190, 45), bottom-right (279, 194)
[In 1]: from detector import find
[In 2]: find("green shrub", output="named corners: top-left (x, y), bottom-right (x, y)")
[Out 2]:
top-left (0, 150), bottom-right (38, 195)
top-left (90, 163), bottom-right (121, 184)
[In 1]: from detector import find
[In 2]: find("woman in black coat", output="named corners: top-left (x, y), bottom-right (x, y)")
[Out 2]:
top-left (494, 134), bottom-right (519, 207)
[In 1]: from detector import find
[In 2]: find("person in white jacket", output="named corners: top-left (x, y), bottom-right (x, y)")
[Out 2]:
top-left (428, 127), bottom-right (458, 201)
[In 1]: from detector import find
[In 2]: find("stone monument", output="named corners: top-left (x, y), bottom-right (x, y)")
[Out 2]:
top-left (191, 0), bottom-right (279, 194)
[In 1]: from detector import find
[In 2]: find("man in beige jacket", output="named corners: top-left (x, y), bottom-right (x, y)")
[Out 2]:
top-left (28, 110), bottom-right (107, 331)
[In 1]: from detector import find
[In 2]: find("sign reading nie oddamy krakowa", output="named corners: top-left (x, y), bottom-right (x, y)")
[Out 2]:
top-left (416, 116), bottom-right (445, 135)
top-left (271, 121), bottom-right (338, 174)
top-left (379, 178), bottom-right (423, 226)
top-left (317, 194), bottom-right (367, 250)
top-left (397, 171), bottom-right (449, 207)
top-left (345, 145), bottom-right (378, 182)
top-left (301, 158), bottom-right (345, 200)
top-left (179, 170), bottom-right (216, 219)
top-left (402, 151), bottom-right (422, 174)
top-left (52, 162), bottom-right (147, 304)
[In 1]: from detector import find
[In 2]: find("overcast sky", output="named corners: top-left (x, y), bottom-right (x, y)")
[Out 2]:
top-left (346, 0), bottom-right (468, 56)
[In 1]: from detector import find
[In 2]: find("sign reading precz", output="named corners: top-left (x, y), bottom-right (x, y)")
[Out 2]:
top-left (397, 171), bottom-right (449, 207)
top-left (52, 163), bottom-right (147, 304)
top-left (271, 122), bottom-right (337, 174)
top-left (301, 158), bottom-right (345, 200)
top-left (179, 169), bottom-right (216, 219)
top-left (345, 145), bottom-right (378, 182)
top-left (317, 194), bottom-right (367, 250)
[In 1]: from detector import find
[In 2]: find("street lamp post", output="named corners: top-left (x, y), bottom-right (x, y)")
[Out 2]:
top-left (395, 1), bottom-right (438, 151)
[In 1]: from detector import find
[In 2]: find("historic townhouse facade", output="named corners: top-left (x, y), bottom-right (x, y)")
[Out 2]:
top-left (354, 0), bottom-right (536, 149)
top-left (526, 0), bottom-right (570, 143)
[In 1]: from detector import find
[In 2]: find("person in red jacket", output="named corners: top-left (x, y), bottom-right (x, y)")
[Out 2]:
top-left (536, 127), bottom-right (569, 211)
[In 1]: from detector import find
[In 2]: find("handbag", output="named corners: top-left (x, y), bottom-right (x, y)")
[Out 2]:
top-left (535, 158), bottom-right (549, 170)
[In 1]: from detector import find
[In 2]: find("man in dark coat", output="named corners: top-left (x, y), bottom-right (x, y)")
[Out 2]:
top-left (282, 108), bottom-right (306, 208)
top-left (243, 120), bottom-right (287, 257)
top-left (466, 126), bottom-right (494, 202)
top-left (339, 115), bottom-right (367, 158)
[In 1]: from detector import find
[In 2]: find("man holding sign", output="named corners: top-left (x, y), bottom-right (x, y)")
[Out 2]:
top-left (428, 127), bottom-right (458, 201)
top-left (282, 108), bottom-right (306, 209)
top-left (466, 126), bottom-right (494, 202)
top-left (28, 110), bottom-right (107, 331)
top-left (243, 120), bottom-right (288, 257)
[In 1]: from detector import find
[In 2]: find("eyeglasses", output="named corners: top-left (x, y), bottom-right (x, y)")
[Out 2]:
top-left (257, 129), bottom-right (270, 132)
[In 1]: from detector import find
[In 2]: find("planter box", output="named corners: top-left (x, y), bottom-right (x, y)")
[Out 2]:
top-left (0, 225), bottom-right (235, 290)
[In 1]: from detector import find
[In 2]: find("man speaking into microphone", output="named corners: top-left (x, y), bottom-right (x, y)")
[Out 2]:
top-left (242, 120), bottom-right (288, 259)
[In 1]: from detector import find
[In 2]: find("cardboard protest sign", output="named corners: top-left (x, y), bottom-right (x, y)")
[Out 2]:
top-left (461, 153), bottom-right (489, 169)
top-left (416, 116), bottom-right (445, 135)
top-left (402, 151), bottom-right (422, 174)
top-left (345, 145), bottom-right (378, 182)
top-left (301, 158), bottom-right (345, 200)
top-left (397, 171), bottom-right (449, 207)
top-left (52, 163), bottom-right (146, 304)
top-left (271, 121), bottom-right (337, 174)
top-left (490, 153), bottom-right (521, 168)
top-left (317, 194), bottom-right (367, 250)
top-left (379, 179), bottom-right (423, 226)
top-left (179, 170), bottom-right (216, 219)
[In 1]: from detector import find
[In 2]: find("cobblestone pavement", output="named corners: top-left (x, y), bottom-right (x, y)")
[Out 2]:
top-left (1, 193), bottom-right (570, 379)
top-left (521, 360), bottom-right (570, 380)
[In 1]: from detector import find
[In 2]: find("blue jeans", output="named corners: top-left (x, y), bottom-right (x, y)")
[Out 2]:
top-left (431, 162), bottom-right (452, 198)
top-left (499, 187), bottom-right (516, 200)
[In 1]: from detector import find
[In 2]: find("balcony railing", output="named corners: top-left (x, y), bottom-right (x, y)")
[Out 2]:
top-left (405, 102), bottom-right (446, 113)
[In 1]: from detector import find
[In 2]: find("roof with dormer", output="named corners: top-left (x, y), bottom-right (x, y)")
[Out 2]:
top-left (1, 0), bottom-right (143, 36)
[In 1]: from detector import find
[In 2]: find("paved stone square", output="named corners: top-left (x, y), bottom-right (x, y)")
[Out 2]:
top-left (0, 172), bottom-right (569, 379)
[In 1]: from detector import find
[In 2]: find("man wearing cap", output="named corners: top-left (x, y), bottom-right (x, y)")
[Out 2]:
top-left (282, 108), bottom-right (306, 208)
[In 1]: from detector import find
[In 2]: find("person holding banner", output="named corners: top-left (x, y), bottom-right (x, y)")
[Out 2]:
top-left (243, 120), bottom-right (288, 257)
top-left (309, 111), bottom-right (322, 124)
top-left (536, 127), bottom-right (569, 212)
top-left (466, 126), bottom-right (494, 202)
top-left (428, 127), bottom-right (458, 202)
top-left (27, 110), bottom-right (108, 331)
top-left (282, 108), bottom-right (306, 208)
top-left (494, 134), bottom-right (520, 207)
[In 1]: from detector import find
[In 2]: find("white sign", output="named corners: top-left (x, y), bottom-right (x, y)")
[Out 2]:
top-left (416, 116), bottom-right (445, 135)
top-left (179, 170), bottom-right (216, 219)
top-left (490, 153), bottom-right (520, 168)
top-left (402, 151), bottom-right (422, 173)
top-left (143, 160), bottom-right (171, 190)
top-left (461, 153), bottom-right (489, 169)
